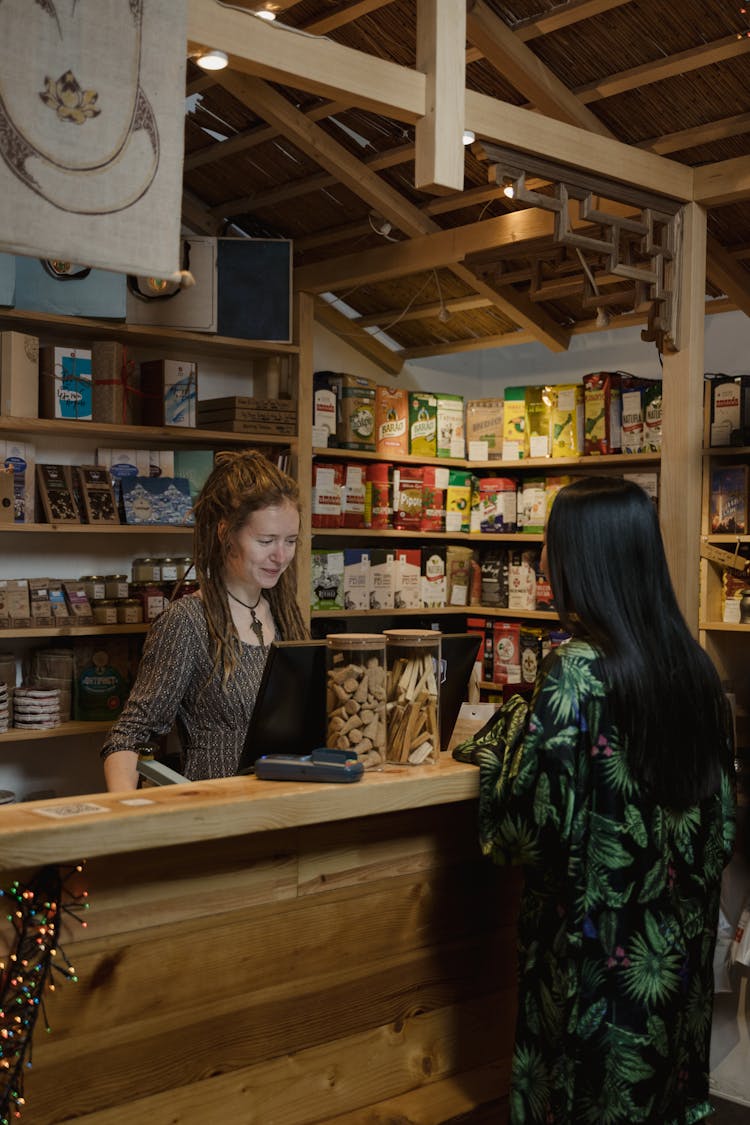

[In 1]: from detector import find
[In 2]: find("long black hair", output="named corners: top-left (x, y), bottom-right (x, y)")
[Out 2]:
top-left (545, 476), bottom-right (731, 809)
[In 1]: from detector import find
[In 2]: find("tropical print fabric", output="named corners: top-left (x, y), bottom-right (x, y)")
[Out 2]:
top-left (455, 639), bottom-right (736, 1125)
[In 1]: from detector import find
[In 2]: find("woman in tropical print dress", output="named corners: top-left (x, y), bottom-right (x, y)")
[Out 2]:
top-left (467, 477), bottom-right (736, 1124)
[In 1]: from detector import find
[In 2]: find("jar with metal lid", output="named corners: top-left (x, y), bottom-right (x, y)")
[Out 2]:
top-left (158, 557), bottom-right (178, 583)
top-left (93, 599), bottom-right (118, 626)
top-left (104, 574), bottom-right (129, 600)
top-left (80, 575), bottom-right (106, 602)
top-left (132, 557), bottom-right (161, 583)
top-left (173, 556), bottom-right (194, 581)
top-left (130, 582), bottom-right (167, 623)
top-left (383, 629), bottom-right (441, 765)
top-left (117, 598), bottom-right (143, 624)
top-left (326, 634), bottom-right (386, 769)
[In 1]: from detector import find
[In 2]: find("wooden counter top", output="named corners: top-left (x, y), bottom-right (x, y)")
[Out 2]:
top-left (0, 757), bottom-right (481, 871)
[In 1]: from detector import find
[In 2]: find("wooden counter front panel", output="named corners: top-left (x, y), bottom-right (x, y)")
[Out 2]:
top-left (19, 803), bottom-right (521, 1124)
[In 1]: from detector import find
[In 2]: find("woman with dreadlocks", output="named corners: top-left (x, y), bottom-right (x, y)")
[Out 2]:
top-left (102, 450), bottom-right (307, 790)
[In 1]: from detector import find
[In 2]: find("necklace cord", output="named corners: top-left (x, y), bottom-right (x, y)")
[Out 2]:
top-left (226, 588), bottom-right (263, 612)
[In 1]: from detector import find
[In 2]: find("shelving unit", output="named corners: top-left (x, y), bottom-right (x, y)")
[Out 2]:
top-left (310, 442), bottom-right (660, 626)
top-left (0, 304), bottom-right (305, 760)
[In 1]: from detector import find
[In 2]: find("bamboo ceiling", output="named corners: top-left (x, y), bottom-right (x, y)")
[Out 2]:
top-left (183, 0), bottom-right (750, 371)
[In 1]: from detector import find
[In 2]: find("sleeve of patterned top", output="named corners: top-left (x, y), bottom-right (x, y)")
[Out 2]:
top-left (488, 643), bottom-right (603, 868)
top-left (99, 601), bottom-right (199, 759)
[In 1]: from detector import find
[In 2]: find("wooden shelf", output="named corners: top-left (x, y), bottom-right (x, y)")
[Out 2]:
top-left (704, 534), bottom-right (750, 544)
top-left (699, 622), bottom-right (750, 632)
top-left (311, 527), bottom-right (544, 543)
top-left (0, 720), bottom-right (112, 744)
top-left (311, 606), bottom-right (558, 620)
top-left (0, 521), bottom-right (193, 534)
top-left (0, 415), bottom-right (297, 449)
top-left (702, 445), bottom-right (750, 458)
top-left (0, 308), bottom-right (299, 358)
top-left (314, 447), bottom-right (660, 471)
top-left (0, 623), bottom-right (149, 639)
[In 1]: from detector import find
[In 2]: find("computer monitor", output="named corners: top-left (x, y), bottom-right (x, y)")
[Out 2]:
top-left (437, 632), bottom-right (482, 752)
top-left (236, 640), bottom-right (328, 774)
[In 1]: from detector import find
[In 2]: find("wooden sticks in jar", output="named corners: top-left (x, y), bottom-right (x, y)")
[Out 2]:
top-left (326, 656), bottom-right (387, 768)
top-left (385, 650), bottom-right (438, 764)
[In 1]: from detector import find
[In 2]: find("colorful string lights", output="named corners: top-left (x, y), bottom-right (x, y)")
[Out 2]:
top-left (0, 864), bottom-right (88, 1123)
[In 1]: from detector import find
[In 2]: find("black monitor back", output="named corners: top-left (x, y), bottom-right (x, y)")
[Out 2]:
top-left (237, 640), bottom-right (327, 774)
top-left (438, 633), bottom-right (482, 751)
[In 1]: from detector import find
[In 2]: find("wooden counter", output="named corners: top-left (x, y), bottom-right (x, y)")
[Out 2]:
top-left (0, 759), bottom-right (520, 1124)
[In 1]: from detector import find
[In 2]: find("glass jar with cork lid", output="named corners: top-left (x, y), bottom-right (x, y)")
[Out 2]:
top-left (383, 629), bottom-right (441, 765)
top-left (325, 633), bottom-right (386, 769)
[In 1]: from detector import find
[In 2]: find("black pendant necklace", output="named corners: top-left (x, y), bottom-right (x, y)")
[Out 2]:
top-left (227, 589), bottom-right (265, 646)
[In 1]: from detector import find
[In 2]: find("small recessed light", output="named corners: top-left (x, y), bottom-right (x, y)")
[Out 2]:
top-left (462, 129), bottom-right (475, 146)
top-left (503, 183), bottom-right (515, 199)
top-left (196, 49), bottom-right (229, 71)
top-left (256, 9), bottom-right (277, 19)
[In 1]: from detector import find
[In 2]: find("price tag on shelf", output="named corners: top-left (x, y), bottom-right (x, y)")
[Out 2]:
top-left (468, 440), bottom-right (489, 461)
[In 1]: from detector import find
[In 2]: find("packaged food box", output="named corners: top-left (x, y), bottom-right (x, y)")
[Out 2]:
top-left (466, 398), bottom-right (503, 460)
top-left (39, 346), bottom-right (92, 421)
top-left (525, 386), bottom-right (551, 458)
top-left (421, 546), bottom-right (446, 607)
top-left (409, 392), bottom-right (437, 457)
top-left (548, 384), bottom-right (584, 457)
top-left (436, 393), bottom-right (465, 458)
top-left (503, 386), bottom-right (527, 459)
top-left (343, 548), bottom-right (370, 611)
top-left (708, 374), bottom-right (750, 448)
top-left (334, 373), bottom-right (376, 451)
top-left (140, 359), bottom-right (197, 428)
top-left (311, 550), bottom-right (344, 611)
top-left (583, 371), bottom-right (622, 455)
top-left (492, 621), bottom-right (521, 685)
top-left (369, 548), bottom-right (395, 611)
top-left (710, 465), bottom-right (748, 534)
top-left (445, 469), bottom-right (473, 532)
top-left (0, 331), bottom-right (38, 418)
top-left (394, 549), bottom-right (421, 610)
top-left (375, 385), bottom-right (409, 456)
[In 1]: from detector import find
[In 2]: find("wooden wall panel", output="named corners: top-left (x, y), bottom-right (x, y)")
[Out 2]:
top-left (15, 804), bottom-right (520, 1124)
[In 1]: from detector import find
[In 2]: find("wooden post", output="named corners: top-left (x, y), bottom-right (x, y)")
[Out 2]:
top-left (659, 201), bottom-right (707, 633)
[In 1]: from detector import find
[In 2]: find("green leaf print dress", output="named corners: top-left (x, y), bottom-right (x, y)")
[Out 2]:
top-left (461, 639), bottom-right (736, 1125)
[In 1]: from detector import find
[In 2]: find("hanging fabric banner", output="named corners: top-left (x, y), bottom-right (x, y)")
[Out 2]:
top-left (0, 0), bottom-right (187, 279)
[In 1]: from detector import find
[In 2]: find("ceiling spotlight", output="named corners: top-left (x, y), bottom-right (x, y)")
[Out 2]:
top-left (503, 182), bottom-right (515, 199)
top-left (256, 8), bottom-right (277, 19)
top-left (196, 49), bottom-right (229, 71)
top-left (462, 129), bottom-right (475, 146)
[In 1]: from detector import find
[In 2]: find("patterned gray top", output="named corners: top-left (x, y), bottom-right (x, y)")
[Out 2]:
top-left (100, 595), bottom-right (270, 780)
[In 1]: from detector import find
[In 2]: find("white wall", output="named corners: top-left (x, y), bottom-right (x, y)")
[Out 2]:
top-left (316, 308), bottom-right (750, 396)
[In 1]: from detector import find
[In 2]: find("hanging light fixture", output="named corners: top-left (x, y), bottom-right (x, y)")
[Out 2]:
top-left (196, 49), bottom-right (229, 71)
top-left (462, 129), bottom-right (476, 146)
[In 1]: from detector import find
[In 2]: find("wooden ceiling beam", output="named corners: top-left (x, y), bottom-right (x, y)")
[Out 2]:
top-left (399, 296), bottom-right (736, 360)
top-left (465, 0), bottom-right (633, 63)
top-left (639, 112), bottom-right (750, 156)
top-left (694, 155), bottom-right (750, 206)
top-left (706, 235), bottom-right (750, 316)
top-left (575, 36), bottom-right (750, 104)
top-left (188, 0), bottom-right (426, 124)
top-left (355, 295), bottom-right (494, 328)
top-left (314, 298), bottom-right (404, 374)
top-left (414, 0), bottom-right (466, 194)
top-left (216, 71), bottom-right (568, 349)
top-left (301, 0), bottom-right (398, 36)
top-left (465, 89), bottom-right (694, 201)
top-left (466, 0), bottom-right (612, 136)
top-left (185, 100), bottom-right (350, 172)
top-left (214, 142), bottom-right (413, 219)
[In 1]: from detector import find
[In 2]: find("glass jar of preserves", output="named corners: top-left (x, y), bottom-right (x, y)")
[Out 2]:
top-left (326, 633), bottom-right (386, 769)
top-left (130, 582), bottom-right (166, 623)
top-left (173, 556), bottom-right (194, 581)
top-left (116, 597), bottom-right (143, 624)
top-left (132, 557), bottom-right (161, 583)
top-left (93, 599), bottom-right (118, 626)
top-left (158, 557), bottom-right (178, 583)
top-left (80, 575), bottom-right (106, 602)
top-left (104, 574), bottom-right (129, 600)
top-left (383, 629), bottom-right (441, 765)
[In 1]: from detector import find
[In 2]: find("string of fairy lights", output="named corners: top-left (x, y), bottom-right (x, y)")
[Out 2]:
top-left (0, 864), bottom-right (88, 1124)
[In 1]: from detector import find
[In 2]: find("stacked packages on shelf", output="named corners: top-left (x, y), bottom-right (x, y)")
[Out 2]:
top-left (313, 370), bottom-right (663, 461)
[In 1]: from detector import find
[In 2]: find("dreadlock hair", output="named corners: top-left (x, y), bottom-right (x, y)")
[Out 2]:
top-left (192, 449), bottom-right (308, 685)
top-left (545, 476), bottom-right (731, 810)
